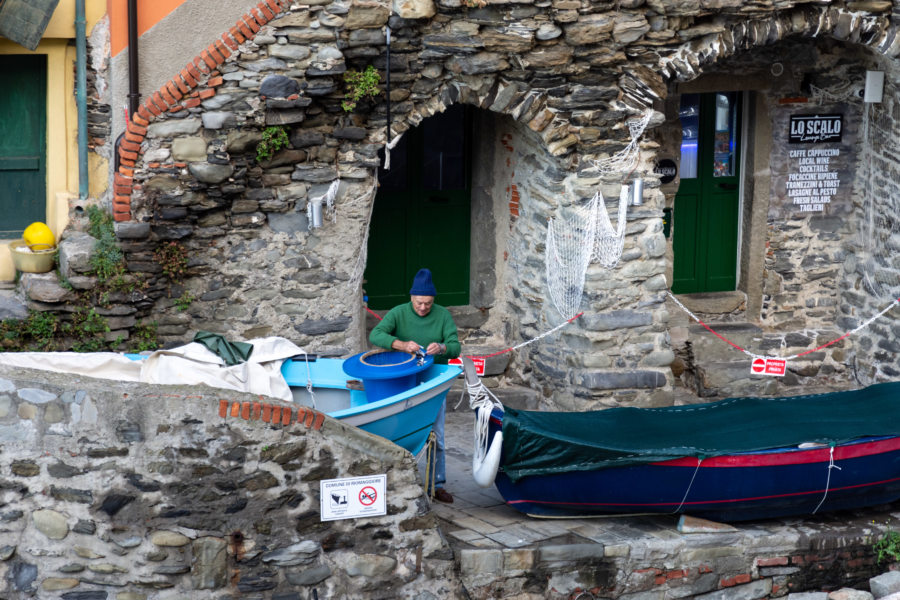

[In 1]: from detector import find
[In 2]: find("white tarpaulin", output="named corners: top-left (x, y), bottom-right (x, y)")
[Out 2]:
top-left (0, 336), bottom-right (306, 402)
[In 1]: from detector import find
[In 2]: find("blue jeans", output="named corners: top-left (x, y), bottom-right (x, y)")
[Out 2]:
top-left (431, 399), bottom-right (446, 489)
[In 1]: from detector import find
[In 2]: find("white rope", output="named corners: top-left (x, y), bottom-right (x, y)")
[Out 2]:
top-left (296, 348), bottom-right (317, 410)
top-left (382, 132), bottom-right (402, 170)
top-left (812, 446), bottom-right (841, 514)
top-left (672, 457), bottom-right (703, 514)
top-left (546, 196), bottom-right (599, 319)
top-left (666, 290), bottom-right (900, 360)
top-left (465, 372), bottom-right (504, 473)
top-left (809, 79), bottom-right (859, 105)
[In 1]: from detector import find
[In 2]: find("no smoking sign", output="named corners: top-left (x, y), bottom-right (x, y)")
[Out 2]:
top-left (750, 357), bottom-right (787, 377)
top-left (320, 475), bottom-right (386, 521)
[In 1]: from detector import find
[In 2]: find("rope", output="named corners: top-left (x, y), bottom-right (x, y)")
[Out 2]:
top-left (365, 306), bottom-right (383, 321)
top-left (465, 370), bottom-right (504, 470)
top-left (672, 457), bottom-right (703, 514)
top-left (666, 290), bottom-right (900, 361)
top-left (812, 446), bottom-right (841, 514)
top-left (466, 312), bottom-right (583, 360)
top-left (297, 348), bottom-right (317, 410)
top-left (423, 431), bottom-right (437, 500)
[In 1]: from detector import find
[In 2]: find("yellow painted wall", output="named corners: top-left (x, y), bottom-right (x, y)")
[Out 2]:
top-left (0, 0), bottom-right (108, 281)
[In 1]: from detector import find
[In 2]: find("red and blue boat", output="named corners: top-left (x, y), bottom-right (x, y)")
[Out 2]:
top-left (464, 359), bottom-right (900, 522)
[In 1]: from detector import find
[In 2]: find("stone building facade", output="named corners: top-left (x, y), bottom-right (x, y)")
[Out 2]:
top-left (9, 0), bottom-right (900, 407)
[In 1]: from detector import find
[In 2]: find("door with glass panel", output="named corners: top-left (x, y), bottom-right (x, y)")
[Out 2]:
top-left (672, 92), bottom-right (741, 293)
top-left (364, 105), bottom-right (471, 309)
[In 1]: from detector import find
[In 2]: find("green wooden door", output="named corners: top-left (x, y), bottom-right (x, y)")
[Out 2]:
top-left (0, 54), bottom-right (47, 238)
top-left (365, 105), bottom-right (471, 309)
top-left (672, 92), bottom-right (741, 293)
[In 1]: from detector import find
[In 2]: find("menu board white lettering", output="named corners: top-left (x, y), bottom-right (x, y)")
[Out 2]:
top-left (784, 148), bottom-right (841, 213)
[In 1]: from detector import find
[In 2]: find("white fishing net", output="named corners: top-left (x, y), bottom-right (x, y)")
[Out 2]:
top-left (545, 186), bottom-right (630, 319)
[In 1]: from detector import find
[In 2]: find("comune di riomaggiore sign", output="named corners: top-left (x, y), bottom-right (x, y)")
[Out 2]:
top-left (788, 113), bottom-right (843, 144)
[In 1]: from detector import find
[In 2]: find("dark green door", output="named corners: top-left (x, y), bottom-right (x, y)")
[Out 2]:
top-left (365, 105), bottom-right (470, 309)
top-left (672, 92), bottom-right (741, 294)
top-left (0, 54), bottom-right (46, 238)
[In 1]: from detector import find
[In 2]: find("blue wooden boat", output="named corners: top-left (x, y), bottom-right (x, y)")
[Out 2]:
top-left (282, 350), bottom-right (460, 455)
top-left (463, 359), bottom-right (900, 522)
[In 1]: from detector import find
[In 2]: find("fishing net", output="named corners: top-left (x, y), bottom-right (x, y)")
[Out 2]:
top-left (545, 187), bottom-right (630, 319)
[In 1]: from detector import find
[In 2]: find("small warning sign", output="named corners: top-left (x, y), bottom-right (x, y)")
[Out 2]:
top-left (320, 475), bottom-right (386, 521)
top-left (448, 357), bottom-right (485, 376)
top-left (750, 357), bottom-right (787, 377)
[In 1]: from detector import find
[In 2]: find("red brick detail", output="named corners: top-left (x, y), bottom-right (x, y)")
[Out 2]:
top-left (262, 403), bottom-right (272, 422)
top-left (236, 20), bottom-right (254, 40)
top-left (119, 158), bottom-right (136, 168)
top-left (118, 165), bottom-right (134, 178)
top-left (271, 405), bottom-right (282, 425)
top-left (230, 402), bottom-right (240, 417)
top-left (114, 182), bottom-right (132, 197)
top-left (165, 81), bottom-right (184, 101)
top-left (126, 120), bottom-right (148, 137)
top-left (136, 104), bottom-right (153, 121)
top-left (720, 574), bottom-right (752, 588)
top-left (118, 148), bottom-right (139, 162)
top-left (120, 139), bottom-right (141, 154)
top-left (200, 50), bottom-right (218, 70)
top-left (159, 87), bottom-right (177, 106)
top-left (183, 97), bottom-right (202, 109)
top-left (230, 25), bottom-right (246, 44)
top-left (241, 402), bottom-right (250, 420)
top-left (756, 557), bottom-right (788, 567)
top-left (199, 88), bottom-right (216, 100)
top-left (193, 56), bottom-right (211, 75)
top-left (312, 412), bottom-right (325, 430)
top-left (251, 7), bottom-right (269, 25)
top-left (172, 75), bottom-right (190, 95)
top-left (113, 210), bottom-right (131, 222)
top-left (207, 76), bottom-right (224, 87)
top-left (265, 0), bottom-right (283, 13)
top-left (144, 100), bottom-right (163, 116)
top-left (169, 105), bottom-right (184, 113)
top-left (221, 32), bottom-right (239, 51)
top-left (509, 184), bottom-right (520, 217)
top-left (185, 63), bottom-right (202, 84)
top-left (123, 128), bottom-right (143, 144)
top-left (219, 399), bottom-right (229, 418)
top-left (258, 2), bottom-right (275, 20)
top-left (242, 14), bottom-right (261, 34)
top-left (282, 407), bottom-right (292, 425)
top-left (214, 40), bottom-right (231, 60)
top-left (296, 407), bottom-right (308, 424)
top-left (252, 402), bottom-right (262, 420)
top-left (697, 564), bottom-right (713, 574)
top-left (304, 411), bottom-right (315, 428)
top-left (173, 162), bottom-right (188, 168)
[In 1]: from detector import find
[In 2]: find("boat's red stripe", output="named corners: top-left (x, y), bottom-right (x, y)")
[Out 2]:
top-left (506, 474), bottom-right (900, 509)
top-left (655, 437), bottom-right (900, 468)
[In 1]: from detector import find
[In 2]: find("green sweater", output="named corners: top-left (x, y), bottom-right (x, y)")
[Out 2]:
top-left (369, 302), bottom-right (461, 364)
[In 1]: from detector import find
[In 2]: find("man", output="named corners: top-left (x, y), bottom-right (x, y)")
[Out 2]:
top-left (369, 268), bottom-right (460, 503)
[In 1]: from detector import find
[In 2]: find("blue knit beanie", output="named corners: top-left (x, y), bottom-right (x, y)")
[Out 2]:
top-left (409, 268), bottom-right (437, 296)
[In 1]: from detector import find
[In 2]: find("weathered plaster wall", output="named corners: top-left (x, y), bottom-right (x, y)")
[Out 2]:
top-left (0, 364), bottom-right (464, 598)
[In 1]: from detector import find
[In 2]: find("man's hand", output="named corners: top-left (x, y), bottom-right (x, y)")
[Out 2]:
top-left (392, 340), bottom-right (421, 354)
top-left (425, 342), bottom-right (445, 356)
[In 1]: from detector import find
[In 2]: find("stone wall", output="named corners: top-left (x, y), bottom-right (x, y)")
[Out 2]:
top-left (8, 0), bottom-right (900, 408)
top-left (0, 364), bottom-right (464, 598)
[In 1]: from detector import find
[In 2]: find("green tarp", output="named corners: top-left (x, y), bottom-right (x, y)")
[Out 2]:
top-left (501, 381), bottom-right (900, 482)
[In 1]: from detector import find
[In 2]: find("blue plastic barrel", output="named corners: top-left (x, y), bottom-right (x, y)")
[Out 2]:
top-left (342, 350), bottom-right (433, 403)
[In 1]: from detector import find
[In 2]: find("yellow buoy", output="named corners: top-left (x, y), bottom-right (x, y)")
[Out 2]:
top-left (22, 222), bottom-right (55, 248)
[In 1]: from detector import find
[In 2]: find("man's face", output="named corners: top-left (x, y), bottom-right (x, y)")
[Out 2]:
top-left (411, 295), bottom-right (434, 317)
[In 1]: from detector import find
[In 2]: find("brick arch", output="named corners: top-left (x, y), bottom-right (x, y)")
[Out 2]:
top-left (113, 0), bottom-right (289, 223)
top-left (659, 6), bottom-right (891, 84)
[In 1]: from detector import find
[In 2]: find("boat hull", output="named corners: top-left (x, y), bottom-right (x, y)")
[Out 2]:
top-left (283, 357), bottom-right (459, 455)
top-left (488, 411), bottom-right (900, 521)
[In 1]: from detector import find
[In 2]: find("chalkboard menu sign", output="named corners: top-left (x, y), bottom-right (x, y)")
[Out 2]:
top-left (788, 114), bottom-right (842, 144)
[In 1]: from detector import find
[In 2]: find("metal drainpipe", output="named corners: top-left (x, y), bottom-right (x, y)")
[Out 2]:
top-left (76, 0), bottom-right (88, 199)
top-left (127, 0), bottom-right (139, 117)
top-left (385, 26), bottom-right (391, 150)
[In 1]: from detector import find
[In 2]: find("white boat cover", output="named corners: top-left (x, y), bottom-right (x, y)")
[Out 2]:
top-left (0, 336), bottom-right (306, 402)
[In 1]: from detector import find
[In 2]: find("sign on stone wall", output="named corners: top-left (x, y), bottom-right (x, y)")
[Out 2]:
top-left (770, 104), bottom-right (856, 218)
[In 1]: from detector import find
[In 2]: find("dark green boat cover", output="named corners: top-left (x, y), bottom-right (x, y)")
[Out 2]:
top-left (501, 381), bottom-right (900, 482)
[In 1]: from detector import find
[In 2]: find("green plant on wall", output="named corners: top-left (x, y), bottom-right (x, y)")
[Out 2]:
top-left (154, 241), bottom-right (189, 284)
top-left (87, 205), bottom-right (131, 292)
top-left (874, 529), bottom-right (900, 564)
top-left (342, 65), bottom-right (381, 112)
top-left (175, 290), bottom-right (195, 312)
top-left (130, 321), bottom-right (159, 353)
top-left (65, 307), bottom-right (111, 353)
top-left (256, 126), bottom-right (289, 162)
